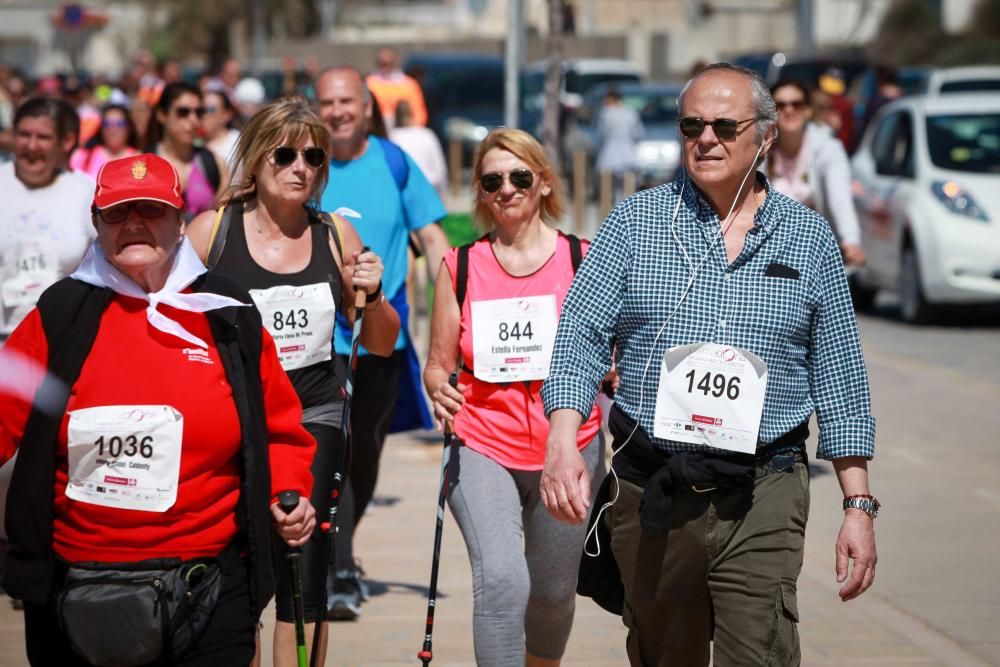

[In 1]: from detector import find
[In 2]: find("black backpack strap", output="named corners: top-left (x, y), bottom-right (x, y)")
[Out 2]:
top-left (566, 233), bottom-right (583, 273)
top-left (206, 202), bottom-right (237, 270)
top-left (455, 243), bottom-right (470, 310)
top-left (195, 146), bottom-right (222, 193)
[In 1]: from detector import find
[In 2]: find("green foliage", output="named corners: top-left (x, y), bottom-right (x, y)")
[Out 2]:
top-left (969, 0), bottom-right (1000, 37)
top-left (868, 0), bottom-right (1000, 66)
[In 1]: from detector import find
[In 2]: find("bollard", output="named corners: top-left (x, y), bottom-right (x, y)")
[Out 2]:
top-left (572, 149), bottom-right (586, 236)
top-left (599, 171), bottom-right (613, 220)
top-left (623, 171), bottom-right (636, 199)
top-left (449, 139), bottom-right (462, 198)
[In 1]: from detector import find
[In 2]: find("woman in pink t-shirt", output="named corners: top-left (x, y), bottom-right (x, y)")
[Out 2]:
top-left (424, 128), bottom-right (604, 667)
top-left (69, 104), bottom-right (140, 179)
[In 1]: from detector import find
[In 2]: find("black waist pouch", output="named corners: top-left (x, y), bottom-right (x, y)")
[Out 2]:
top-left (56, 554), bottom-right (224, 667)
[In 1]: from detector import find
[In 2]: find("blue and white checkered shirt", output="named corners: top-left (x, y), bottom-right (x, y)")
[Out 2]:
top-left (541, 175), bottom-right (875, 460)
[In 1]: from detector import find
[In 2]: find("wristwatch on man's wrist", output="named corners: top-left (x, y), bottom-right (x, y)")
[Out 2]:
top-left (843, 494), bottom-right (881, 519)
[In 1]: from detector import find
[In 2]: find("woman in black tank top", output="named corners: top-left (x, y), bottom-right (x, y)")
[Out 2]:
top-left (188, 98), bottom-right (400, 667)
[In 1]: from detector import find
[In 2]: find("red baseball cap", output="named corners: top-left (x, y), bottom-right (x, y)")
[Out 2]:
top-left (92, 153), bottom-right (184, 210)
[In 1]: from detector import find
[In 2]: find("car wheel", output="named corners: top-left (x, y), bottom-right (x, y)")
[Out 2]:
top-left (848, 275), bottom-right (878, 312)
top-left (899, 247), bottom-right (935, 324)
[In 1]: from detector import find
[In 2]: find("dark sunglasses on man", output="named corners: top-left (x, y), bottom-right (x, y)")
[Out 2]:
top-left (479, 169), bottom-right (534, 193)
top-left (93, 201), bottom-right (171, 224)
top-left (272, 146), bottom-right (327, 169)
top-left (678, 116), bottom-right (758, 141)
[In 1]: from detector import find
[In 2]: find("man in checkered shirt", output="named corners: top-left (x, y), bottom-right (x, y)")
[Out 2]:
top-left (540, 63), bottom-right (877, 666)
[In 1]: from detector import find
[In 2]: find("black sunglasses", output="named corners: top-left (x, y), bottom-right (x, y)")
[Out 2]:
top-left (272, 146), bottom-right (327, 168)
top-left (479, 169), bottom-right (534, 193)
top-left (173, 106), bottom-right (206, 120)
top-left (678, 116), bottom-right (758, 141)
top-left (96, 201), bottom-right (169, 224)
top-left (775, 100), bottom-right (808, 112)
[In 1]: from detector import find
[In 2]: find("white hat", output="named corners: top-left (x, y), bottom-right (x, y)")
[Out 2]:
top-left (234, 77), bottom-right (266, 105)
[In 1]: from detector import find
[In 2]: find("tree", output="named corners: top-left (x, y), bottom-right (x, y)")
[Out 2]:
top-left (541, 0), bottom-right (564, 175)
top-left (126, 0), bottom-right (321, 71)
top-left (866, 0), bottom-right (943, 65)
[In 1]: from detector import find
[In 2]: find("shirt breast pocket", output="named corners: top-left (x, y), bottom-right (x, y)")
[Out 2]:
top-left (744, 275), bottom-right (810, 341)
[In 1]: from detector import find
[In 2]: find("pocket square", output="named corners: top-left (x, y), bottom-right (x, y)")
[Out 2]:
top-left (764, 263), bottom-right (800, 279)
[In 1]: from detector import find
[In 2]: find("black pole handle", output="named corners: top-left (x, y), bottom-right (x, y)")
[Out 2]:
top-left (278, 490), bottom-right (300, 515)
top-left (448, 372), bottom-right (458, 389)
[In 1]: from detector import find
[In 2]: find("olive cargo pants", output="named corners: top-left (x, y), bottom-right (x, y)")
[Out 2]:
top-left (608, 459), bottom-right (809, 666)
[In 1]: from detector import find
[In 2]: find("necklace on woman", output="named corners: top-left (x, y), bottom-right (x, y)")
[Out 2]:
top-left (250, 213), bottom-right (285, 252)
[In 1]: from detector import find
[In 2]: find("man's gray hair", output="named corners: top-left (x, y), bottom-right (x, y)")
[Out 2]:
top-left (678, 62), bottom-right (777, 144)
top-left (316, 65), bottom-right (372, 104)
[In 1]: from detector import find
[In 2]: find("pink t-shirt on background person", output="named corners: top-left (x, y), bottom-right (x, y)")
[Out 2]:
top-left (443, 232), bottom-right (602, 470)
top-left (70, 145), bottom-right (140, 180)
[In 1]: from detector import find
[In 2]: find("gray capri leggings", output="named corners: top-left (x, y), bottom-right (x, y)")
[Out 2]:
top-left (447, 432), bottom-right (605, 665)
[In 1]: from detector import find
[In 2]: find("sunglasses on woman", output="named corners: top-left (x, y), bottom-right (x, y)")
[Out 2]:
top-left (96, 201), bottom-right (169, 224)
top-left (102, 118), bottom-right (129, 129)
top-left (272, 146), bottom-right (327, 168)
top-left (479, 169), bottom-right (534, 193)
top-left (172, 106), bottom-right (206, 120)
top-left (677, 116), bottom-right (757, 141)
top-left (775, 100), bottom-right (808, 112)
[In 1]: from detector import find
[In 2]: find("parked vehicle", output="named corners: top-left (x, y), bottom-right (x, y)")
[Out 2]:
top-left (568, 81), bottom-right (683, 189)
top-left (850, 94), bottom-right (1000, 322)
top-left (923, 66), bottom-right (1000, 95)
top-left (520, 57), bottom-right (643, 139)
top-left (403, 52), bottom-right (505, 159)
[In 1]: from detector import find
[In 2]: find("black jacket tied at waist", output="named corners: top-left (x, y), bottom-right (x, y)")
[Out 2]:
top-left (577, 403), bottom-right (809, 615)
top-left (609, 405), bottom-right (808, 535)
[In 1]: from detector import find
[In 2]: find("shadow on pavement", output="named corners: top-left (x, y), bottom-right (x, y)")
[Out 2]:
top-left (365, 579), bottom-right (440, 599)
top-left (864, 301), bottom-right (1000, 329)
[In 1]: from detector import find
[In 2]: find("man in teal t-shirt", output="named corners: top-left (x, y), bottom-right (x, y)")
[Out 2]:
top-left (316, 66), bottom-right (448, 620)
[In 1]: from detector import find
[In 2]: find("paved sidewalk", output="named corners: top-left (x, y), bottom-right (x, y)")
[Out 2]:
top-left (0, 430), bottom-right (989, 666)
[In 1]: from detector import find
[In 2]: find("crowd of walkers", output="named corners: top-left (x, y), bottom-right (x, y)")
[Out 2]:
top-left (0, 50), bottom-right (877, 667)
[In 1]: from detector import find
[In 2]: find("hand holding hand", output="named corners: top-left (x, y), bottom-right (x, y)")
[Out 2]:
top-left (540, 445), bottom-right (592, 525)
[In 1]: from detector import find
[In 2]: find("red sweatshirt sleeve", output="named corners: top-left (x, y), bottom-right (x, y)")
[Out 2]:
top-left (258, 328), bottom-right (316, 503)
top-left (0, 309), bottom-right (49, 465)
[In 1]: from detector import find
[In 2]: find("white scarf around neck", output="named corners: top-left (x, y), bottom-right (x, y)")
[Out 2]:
top-left (71, 237), bottom-right (248, 348)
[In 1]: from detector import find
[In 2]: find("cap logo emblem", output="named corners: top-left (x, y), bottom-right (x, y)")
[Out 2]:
top-left (131, 160), bottom-right (148, 180)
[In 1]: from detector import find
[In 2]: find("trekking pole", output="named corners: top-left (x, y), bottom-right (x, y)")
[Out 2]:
top-left (278, 490), bottom-right (309, 667)
top-left (417, 372), bottom-right (459, 666)
top-left (310, 253), bottom-right (370, 667)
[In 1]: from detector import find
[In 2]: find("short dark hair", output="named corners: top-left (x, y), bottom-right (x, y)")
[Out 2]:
top-left (13, 97), bottom-right (78, 141)
top-left (770, 79), bottom-right (812, 106)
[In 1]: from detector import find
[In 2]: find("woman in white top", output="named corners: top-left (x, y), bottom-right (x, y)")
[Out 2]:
top-left (767, 79), bottom-right (865, 267)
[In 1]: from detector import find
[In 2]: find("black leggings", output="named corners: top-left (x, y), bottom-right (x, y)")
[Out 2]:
top-left (24, 548), bottom-right (255, 666)
top-left (333, 351), bottom-right (402, 571)
top-left (275, 421), bottom-right (346, 622)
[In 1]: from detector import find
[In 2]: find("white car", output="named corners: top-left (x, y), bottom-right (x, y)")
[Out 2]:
top-left (923, 66), bottom-right (1000, 95)
top-left (851, 94), bottom-right (1000, 323)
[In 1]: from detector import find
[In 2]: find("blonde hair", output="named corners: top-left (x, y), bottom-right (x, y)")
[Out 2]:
top-left (219, 97), bottom-right (331, 207)
top-left (471, 128), bottom-right (565, 230)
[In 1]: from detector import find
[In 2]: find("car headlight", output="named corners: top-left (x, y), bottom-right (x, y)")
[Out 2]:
top-left (931, 180), bottom-right (990, 223)
top-left (444, 117), bottom-right (489, 143)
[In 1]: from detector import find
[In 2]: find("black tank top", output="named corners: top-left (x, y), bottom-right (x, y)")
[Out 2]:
top-left (213, 200), bottom-right (345, 407)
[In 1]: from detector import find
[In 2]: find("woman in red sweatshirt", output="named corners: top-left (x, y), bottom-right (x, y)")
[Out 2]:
top-left (0, 153), bottom-right (316, 666)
